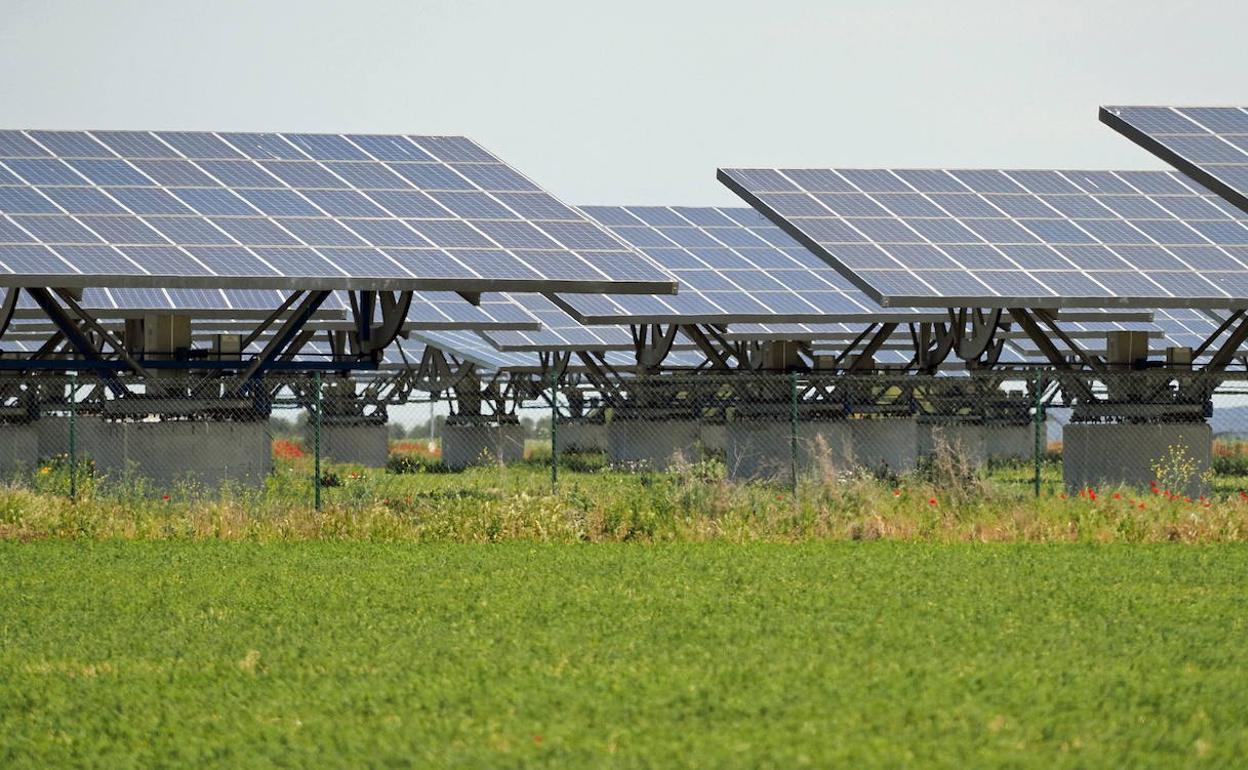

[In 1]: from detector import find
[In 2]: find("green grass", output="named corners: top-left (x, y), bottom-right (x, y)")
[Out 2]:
top-left (2, 541), bottom-right (1246, 768)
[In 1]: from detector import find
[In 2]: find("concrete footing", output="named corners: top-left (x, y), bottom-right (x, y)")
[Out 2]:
top-left (606, 420), bottom-right (701, 470)
top-left (699, 423), bottom-right (728, 457)
top-left (726, 420), bottom-right (853, 480)
top-left (0, 423), bottom-right (38, 477)
top-left (918, 423), bottom-right (988, 467)
top-left (7, 417), bottom-right (272, 488)
top-left (93, 420), bottom-right (272, 489)
top-left (441, 421), bottom-right (526, 469)
top-left (308, 420), bottom-right (389, 467)
top-left (556, 422), bottom-right (607, 453)
top-left (1063, 421), bottom-right (1212, 496)
top-left (985, 424), bottom-right (1034, 461)
top-left (850, 418), bottom-right (918, 475)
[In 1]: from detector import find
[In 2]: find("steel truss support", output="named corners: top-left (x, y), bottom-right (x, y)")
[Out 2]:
top-left (237, 290), bottom-right (330, 385)
top-left (908, 308), bottom-right (1006, 373)
top-left (0, 287), bottom-right (17, 343)
top-left (26, 288), bottom-right (127, 395)
top-left (348, 290), bottom-right (413, 359)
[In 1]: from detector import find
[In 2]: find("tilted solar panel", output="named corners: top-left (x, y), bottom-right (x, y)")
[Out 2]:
top-left (720, 167), bottom-right (1248, 309)
top-left (481, 293), bottom-right (636, 351)
top-left (1101, 106), bottom-right (1248, 216)
top-left (0, 131), bottom-right (676, 294)
top-left (555, 206), bottom-right (939, 324)
top-left (5, 286), bottom-right (540, 329)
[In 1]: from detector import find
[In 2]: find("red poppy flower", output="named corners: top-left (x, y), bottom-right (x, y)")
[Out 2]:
top-left (928, 497), bottom-right (937, 506)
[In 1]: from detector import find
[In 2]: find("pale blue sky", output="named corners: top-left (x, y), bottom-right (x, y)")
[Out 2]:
top-left (1, 0), bottom-right (1245, 206)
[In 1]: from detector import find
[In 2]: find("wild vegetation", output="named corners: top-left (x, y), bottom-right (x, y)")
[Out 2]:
top-left (2, 438), bottom-right (1247, 544)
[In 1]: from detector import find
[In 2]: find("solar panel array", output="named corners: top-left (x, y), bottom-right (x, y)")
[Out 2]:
top-left (1101, 107), bottom-right (1248, 216)
top-left (719, 167), bottom-right (1248, 309)
top-left (412, 329), bottom-right (708, 372)
top-left (0, 130), bottom-right (676, 294)
top-left (6, 286), bottom-right (539, 329)
top-left (480, 293), bottom-right (636, 351)
top-left (557, 206), bottom-right (939, 323)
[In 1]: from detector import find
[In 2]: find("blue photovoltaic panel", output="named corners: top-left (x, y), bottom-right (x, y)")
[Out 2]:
top-left (556, 206), bottom-right (941, 324)
top-left (719, 167), bottom-right (1248, 309)
top-left (0, 130), bottom-right (675, 295)
top-left (481, 293), bottom-right (637, 351)
top-left (1101, 106), bottom-right (1248, 216)
top-left (4, 285), bottom-right (539, 330)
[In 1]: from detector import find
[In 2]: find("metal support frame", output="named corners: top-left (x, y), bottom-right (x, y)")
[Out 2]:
top-left (237, 290), bottom-right (331, 384)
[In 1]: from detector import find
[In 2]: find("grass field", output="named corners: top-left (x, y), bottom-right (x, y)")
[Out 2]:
top-left (2, 541), bottom-right (1246, 768)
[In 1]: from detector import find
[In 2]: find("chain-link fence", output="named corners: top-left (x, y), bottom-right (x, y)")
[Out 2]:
top-left (3, 369), bottom-right (1247, 507)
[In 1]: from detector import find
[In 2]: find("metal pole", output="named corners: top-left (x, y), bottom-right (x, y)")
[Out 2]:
top-left (790, 371), bottom-right (799, 496)
top-left (1033, 369), bottom-right (1044, 498)
top-left (68, 372), bottom-right (77, 502)
top-left (550, 368), bottom-right (558, 493)
top-left (314, 371), bottom-right (323, 511)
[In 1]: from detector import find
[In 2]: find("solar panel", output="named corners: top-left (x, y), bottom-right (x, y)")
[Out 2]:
top-left (3, 286), bottom-right (539, 330)
top-left (480, 293), bottom-right (637, 351)
top-left (719, 167), bottom-right (1248, 310)
top-left (726, 317), bottom-right (1160, 343)
top-left (408, 329), bottom-right (544, 372)
top-left (1101, 107), bottom-right (1248, 216)
top-left (555, 206), bottom-right (941, 324)
top-left (0, 131), bottom-right (676, 295)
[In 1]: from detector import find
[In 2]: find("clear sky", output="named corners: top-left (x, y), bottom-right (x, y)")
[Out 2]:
top-left (1, 0), bottom-right (1245, 206)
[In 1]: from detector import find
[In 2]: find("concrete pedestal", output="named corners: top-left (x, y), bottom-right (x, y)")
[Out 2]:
top-left (441, 422), bottom-right (526, 469)
top-left (606, 420), bottom-right (701, 470)
top-left (1063, 422), bottom-right (1212, 496)
top-left (850, 417), bottom-right (918, 475)
top-left (726, 420), bottom-right (853, 481)
top-left (699, 424), bottom-right (728, 457)
top-left (0, 423), bottom-right (38, 477)
top-left (556, 422), bottom-right (607, 453)
top-left (92, 420), bottom-right (272, 489)
top-left (308, 421), bottom-right (389, 467)
top-left (919, 423), bottom-right (987, 467)
top-left (35, 415), bottom-right (106, 460)
top-left (985, 424), bottom-right (1034, 462)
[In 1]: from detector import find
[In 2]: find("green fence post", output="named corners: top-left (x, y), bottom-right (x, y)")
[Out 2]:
top-left (1033, 369), bottom-right (1045, 498)
top-left (550, 368), bottom-right (558, 494)
top-left (68, 372), bottom-right (77, 502)
top-left (314, 372), bottom-right (323, 512)
top-left (790, 371), bottom-right (799, 496)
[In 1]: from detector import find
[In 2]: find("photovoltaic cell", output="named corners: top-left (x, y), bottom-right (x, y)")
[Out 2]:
top-left (1101, 106), bottom-right (1248, 218)
top-left (0, 130), bottom-right (675, 295)
top-left (555, 206), bottom-right (941, 324)
top-left (719, 167), bottom-right (1248, 309)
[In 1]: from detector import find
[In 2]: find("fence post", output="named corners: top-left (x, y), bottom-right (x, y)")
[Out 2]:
top-left (789, 371), bottom-right (799, 496)
top-left (313, 372), bottom-right (323, 511)
top-left (68, 372), bottom-right (77, 502)
top-left (1033, 369), bottom-right (1045, 498)
top-left (549, 368), bottom-right (558, 494)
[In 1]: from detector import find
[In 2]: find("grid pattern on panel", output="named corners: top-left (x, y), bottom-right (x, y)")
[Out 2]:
top-left (1101, 107), bottom-right (1248, 216)
top-left (719, 167), bottom-right (1248, 309)
top-left (481, 293), bottom-right (635, 351)
top-left (556, 206), bottom-right (935, 323)
top-left (408, 330), bottom-right (536, 371)
top-left (5, 284), bottom-right (536, 329)
top-left (0, 130), bottom-right (674, 293)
